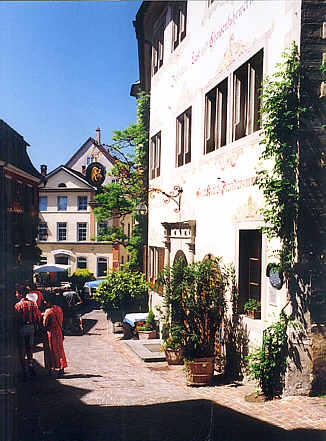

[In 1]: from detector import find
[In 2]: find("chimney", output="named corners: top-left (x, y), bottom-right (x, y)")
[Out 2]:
top-left (40, 164), bottom-right (47, 176)
top-left (82, 165), bottom-right (86, 175)
top-left (96, 127), bottom-right (101, 145)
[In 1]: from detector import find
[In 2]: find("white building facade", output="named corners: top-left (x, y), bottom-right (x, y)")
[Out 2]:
top-left (37, 130), bottom-right (131, 278)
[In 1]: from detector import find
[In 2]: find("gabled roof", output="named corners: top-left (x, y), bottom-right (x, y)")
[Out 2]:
top-left (65, 137), bottom-right (116, 168)
top-left (0, 119), bottom-right (42, 179)
top-left (41, 164), bottom-right (96, 189)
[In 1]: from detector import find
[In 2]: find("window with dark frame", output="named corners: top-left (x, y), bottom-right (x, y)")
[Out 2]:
top-left (38, 222), bottom-right (48, 241)
top-left (172, 1), bottom-right (187, 51)
top-left (205, 78), bottom-right (228, 154)
top-left (176, 107), bottom-right (192, 167)
top-left (57, 222), bottom-right (67, 241)
top-left (232, 49), bottom-right (263, 141)
top-left (77, 223), bottom-right (87, 241)
top-left (77, 257), bottom-right (87, 269)
top-left (97, 257), bottom-right (107, 277)
top-left (77, 196), bottom-right (88, 211)
top-left (150, 132), bottom-right (161, 179)
top-left (152, 15), bottom-right (165, 76)
top-left (239, 229), bottom-right (262, 317)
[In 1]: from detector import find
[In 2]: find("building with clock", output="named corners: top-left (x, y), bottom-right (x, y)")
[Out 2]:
top-left (37, 128), bottom-right (132, 278)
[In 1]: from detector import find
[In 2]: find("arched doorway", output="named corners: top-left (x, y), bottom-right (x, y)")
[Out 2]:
top-left (173, 250), bottom-right (187, 266)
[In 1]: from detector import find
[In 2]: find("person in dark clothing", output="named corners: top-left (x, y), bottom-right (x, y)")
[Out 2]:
top-left (62, 289), bottom-right (83, 333)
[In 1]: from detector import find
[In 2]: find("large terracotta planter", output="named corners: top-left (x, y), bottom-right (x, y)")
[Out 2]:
top-left (165, 348), bottom-right (183, 365)
top-left (137, 330), bottom-right (157, 340)
top-left (185, 356), bottom-right (215, 386)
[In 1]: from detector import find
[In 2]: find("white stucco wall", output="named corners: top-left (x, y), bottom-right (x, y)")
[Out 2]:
top-left (147, 0), bottom-right (300, 337)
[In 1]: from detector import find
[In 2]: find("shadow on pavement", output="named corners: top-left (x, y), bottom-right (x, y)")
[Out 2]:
top-left (14, 361), bottom-right (326, 441)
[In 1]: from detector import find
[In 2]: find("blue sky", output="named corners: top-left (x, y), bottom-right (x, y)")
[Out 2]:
top-left (0, 1), bottom-right (141, 172)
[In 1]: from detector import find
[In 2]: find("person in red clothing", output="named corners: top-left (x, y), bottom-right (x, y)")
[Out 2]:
top-left (25, 284), bottom-right (45, 311)
top-left (14, 289), bottom-right (41, 379)
top-left (43, 293), bottom-right (67, 377)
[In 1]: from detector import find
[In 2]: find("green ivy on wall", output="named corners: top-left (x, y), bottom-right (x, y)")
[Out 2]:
top-left (255, 42), bottom-right (306, 275)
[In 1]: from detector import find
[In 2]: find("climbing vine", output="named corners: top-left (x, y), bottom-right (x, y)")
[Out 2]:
top-left (255, 42), bottom-right (306, 274)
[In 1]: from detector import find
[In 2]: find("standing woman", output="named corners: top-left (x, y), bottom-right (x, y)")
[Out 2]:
top-left (43, 293), bottom-right (67, 377)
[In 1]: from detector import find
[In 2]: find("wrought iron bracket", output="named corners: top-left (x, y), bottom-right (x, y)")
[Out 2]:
top-left (149, 185), bottom-right (183, 212)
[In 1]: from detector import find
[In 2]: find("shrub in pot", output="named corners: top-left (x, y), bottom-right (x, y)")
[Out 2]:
top-left (244, 298), bottom-right (261, 319)
top-left (160, 325), bottom-right (184, 365)
top-left (136, 309), bottom-right (157, 339)
top-left (157, 258), bottom-right (227, 385)
top-left (69, 268), bottom-right (95, 291)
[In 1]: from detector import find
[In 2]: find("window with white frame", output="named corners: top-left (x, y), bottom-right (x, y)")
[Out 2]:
top-left (205, 78), bottom-right (228, 154)
top-left (152, 15), bottom-right (165, 76)
top-left (232, 49), bottom-right (263, 141)
top-left (176, 107), bottom-right (192, 167)
top-left (39, 196), bottom-right (48, 211)
top-left (57, 196), bottom-right (67, 211)
top-left (172, 2), bottom-right (187, 51)
top-left (77, 223), bottom-right (87, 241)
top-left (40, 255), bottom-right (47, 265)
top-left (38, 222), bottom-right (48, 241)
top-left (77, 196), bottom-right (88, 211)
top-left (77, 256), bottom-right (87, 269)
top-left (150, 132), bottom-right (161, 179)
top-left (97, 257), bottom-right (107, 277)
top-left (57, 222), bottom-right (67, 241)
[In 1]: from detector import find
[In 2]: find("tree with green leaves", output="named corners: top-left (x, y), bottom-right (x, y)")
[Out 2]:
top-left (93, 93), bottom-right (149, 271)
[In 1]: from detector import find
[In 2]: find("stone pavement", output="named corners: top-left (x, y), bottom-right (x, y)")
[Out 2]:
top-left (13, 309), bottom-right (326, 441)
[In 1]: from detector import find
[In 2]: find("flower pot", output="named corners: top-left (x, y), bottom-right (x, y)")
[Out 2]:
top-left (185, 356), bottom-right (215, 386)
top-left (165, 348), bottom-right (183, 365)
top-left (246, 309), bottom-right (261, 319)
top-left (137, 330), bottom-right (157, 340)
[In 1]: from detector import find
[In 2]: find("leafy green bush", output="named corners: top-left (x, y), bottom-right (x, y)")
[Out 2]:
top-left (69, 268), bottom-right (95, 290)
top-left (94, 269), bottom-right (148, 320)
top-left (245, 313), bottom-right (288, 399)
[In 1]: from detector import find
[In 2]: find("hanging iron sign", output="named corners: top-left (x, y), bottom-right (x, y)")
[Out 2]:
top-left (266, 264), bottom-right (283, 290)
top-left (86, 162), bottom-right (106, 187)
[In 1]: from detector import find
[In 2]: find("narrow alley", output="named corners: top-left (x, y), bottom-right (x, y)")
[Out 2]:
top-left (13, 309), bottom-right (326, 441)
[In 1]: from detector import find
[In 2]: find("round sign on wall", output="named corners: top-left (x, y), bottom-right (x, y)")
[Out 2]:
top-left (266, 264), bottom-right (283, 290)
top-left (86, 162), bottom-right (106, 187)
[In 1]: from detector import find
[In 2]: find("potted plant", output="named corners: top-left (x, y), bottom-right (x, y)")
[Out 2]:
top-left (136, 309), bottom-right (157, 340)
top-left (157, 258), bottom-right (227, 386)
top-left (161, 324), bottom-right (184, 365)
top-left (244, 298), bottom-right (261, 319)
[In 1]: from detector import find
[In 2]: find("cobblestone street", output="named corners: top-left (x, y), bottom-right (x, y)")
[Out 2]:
top-left (15, 309), bottom-right (326, 441)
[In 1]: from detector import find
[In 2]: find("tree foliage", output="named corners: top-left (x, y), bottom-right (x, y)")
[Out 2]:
top-left (94, 269), bottom-right (149, 320)
top-left (93, 93), bottom-right (149, 270)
